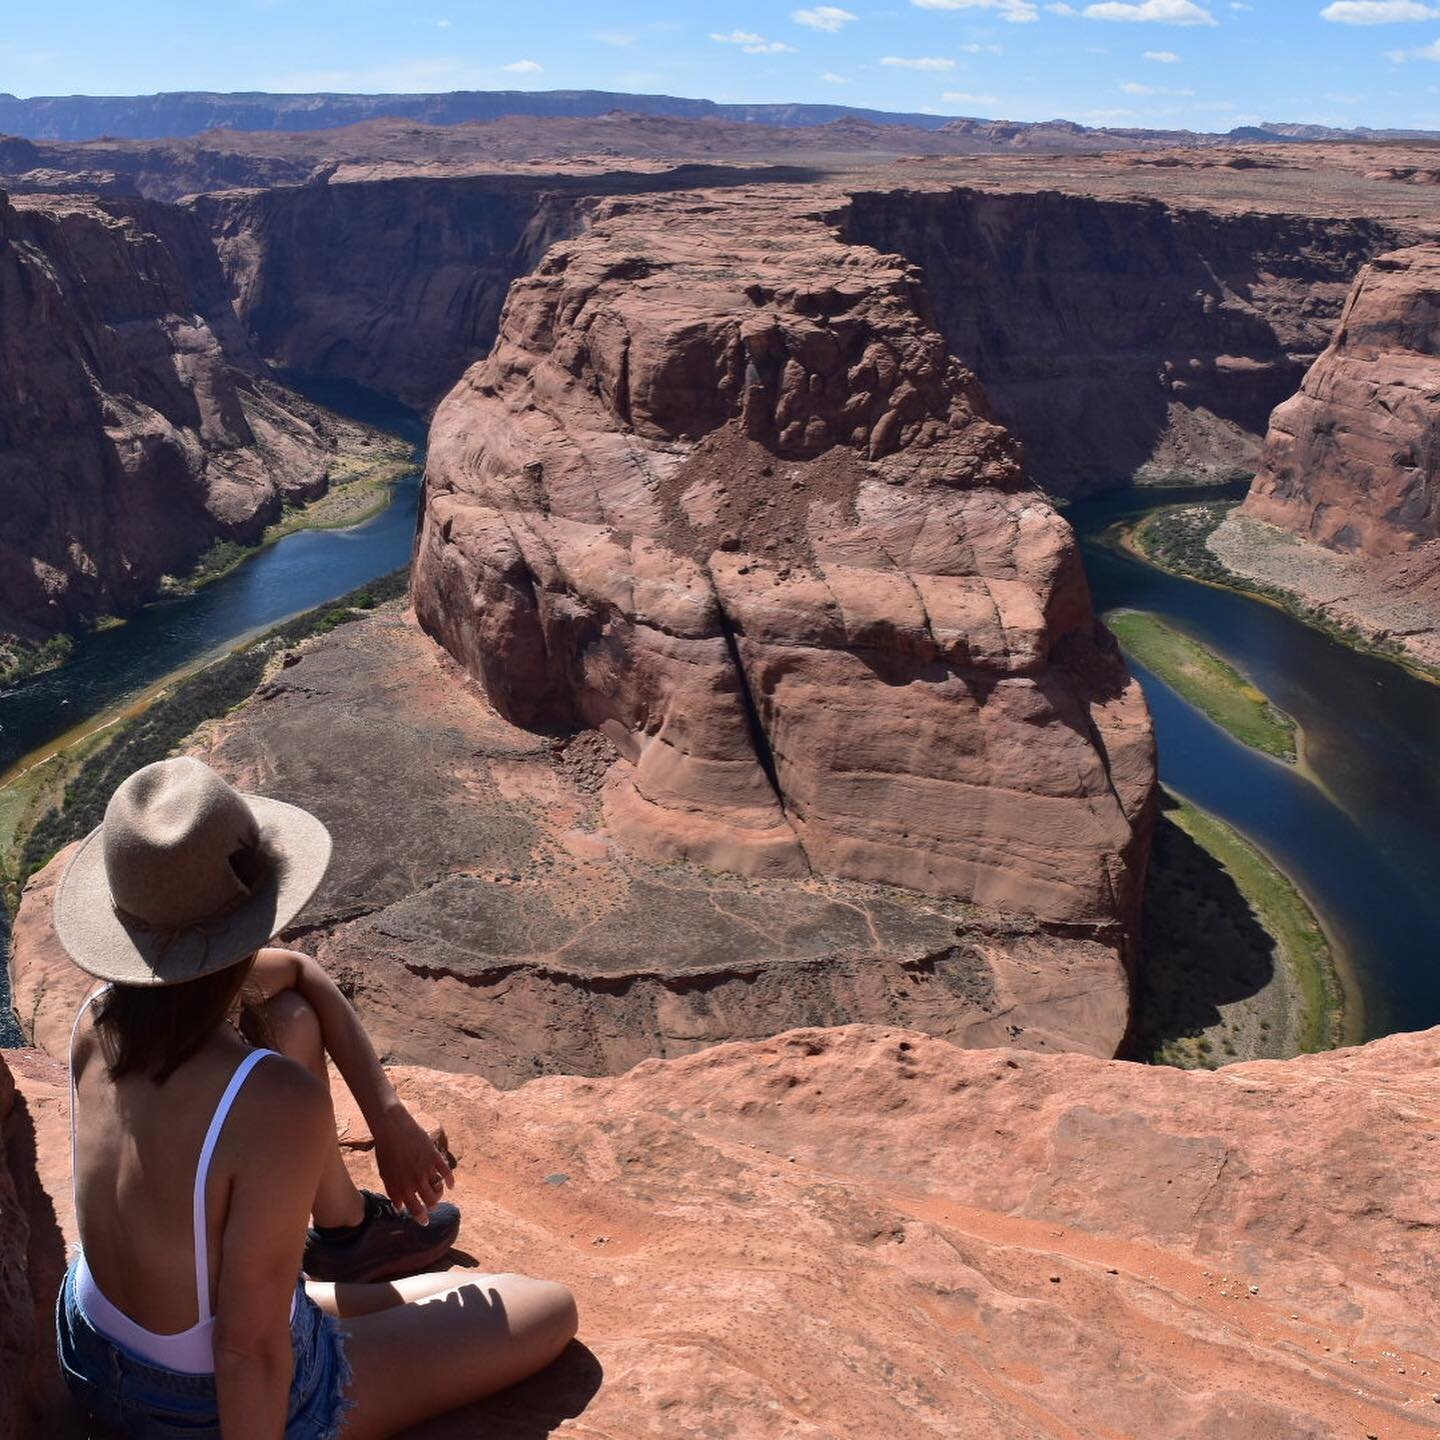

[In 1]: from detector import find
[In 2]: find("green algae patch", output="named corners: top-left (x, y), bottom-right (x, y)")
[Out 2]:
top-left (1107, 608), bottom-right (1297, 763)
top-left (1129, 791), bottom-right (1344, 1068)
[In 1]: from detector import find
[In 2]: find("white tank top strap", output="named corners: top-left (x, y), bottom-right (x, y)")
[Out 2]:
top-left (67, 987), bottom-right (282, 1371)
top-left (191, 1046), bottom-right (274, 1322)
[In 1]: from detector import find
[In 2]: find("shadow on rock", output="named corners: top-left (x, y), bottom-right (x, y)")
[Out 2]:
top-left (402, 1340), bottom-right (603, 1439)
top-left (1123, 792), bottom-right (1276, 1062)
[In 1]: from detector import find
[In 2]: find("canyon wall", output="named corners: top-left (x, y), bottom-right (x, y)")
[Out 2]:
top-left (411, 186), bottom-right (1153, 947)
top-left (1245, 244), bottom-right (1440, 555)
top-left (193, 178), bottom-right (583, 408)
top-left (191, 172), bottom-right (1403, 489)
top-left (0, 190), bottom-right (369, 642)
top-left (843, 188), bottom-right (1400, 492)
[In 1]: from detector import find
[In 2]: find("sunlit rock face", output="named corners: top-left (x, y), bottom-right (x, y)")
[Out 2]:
top-left (413, 185), bottom-right (1154, 948)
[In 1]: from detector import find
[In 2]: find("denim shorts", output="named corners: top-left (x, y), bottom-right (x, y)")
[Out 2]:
top-left (55, 1260), bottom-right (355, 1440)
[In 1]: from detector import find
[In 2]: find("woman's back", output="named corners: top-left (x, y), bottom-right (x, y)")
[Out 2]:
top-left (70, 1002), bottom-right (289, 1346)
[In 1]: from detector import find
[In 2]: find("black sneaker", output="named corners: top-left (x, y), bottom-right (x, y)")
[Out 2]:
top-left (303, 1190), bottom-right (461, 1283)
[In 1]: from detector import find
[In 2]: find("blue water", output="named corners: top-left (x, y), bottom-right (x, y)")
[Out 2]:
top-left (1071, 485), bottom-right (1440, 1040)
top-left (0, 382), bottom-right (424, 779)
top-left (0, 378), bottom-right (424, 1044)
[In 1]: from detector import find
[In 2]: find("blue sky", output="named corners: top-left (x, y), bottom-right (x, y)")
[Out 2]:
top-left (3, 2), bottom-right (1440, 131)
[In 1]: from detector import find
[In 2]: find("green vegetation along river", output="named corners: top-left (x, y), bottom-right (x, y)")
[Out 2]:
top-left (0, 378), bottom-right (423, 1044)
top-left (1073, 484), bottom-right (1440, 1044)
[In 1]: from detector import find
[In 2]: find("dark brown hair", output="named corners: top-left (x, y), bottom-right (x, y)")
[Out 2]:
top-left (95, 955), bottom-right (258, 1084)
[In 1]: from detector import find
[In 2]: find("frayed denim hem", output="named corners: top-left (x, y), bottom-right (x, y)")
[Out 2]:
top-left (314, 1311), bottom-right (357, 1440)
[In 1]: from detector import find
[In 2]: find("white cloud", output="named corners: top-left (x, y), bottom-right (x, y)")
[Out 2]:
top-left (501, 59), bottom-right (543, 73)
top-left (881, 54), bottom-right (959, 68)
top-left (821, 69), bottom-right (851, 81)
top-left (1121, 78), bottom-right (1194, 91)
top-left (1321, 1), bottom-right (1440, 19)
top-left (793, 5), bottom-right (858, 30)
top-left (1048, 1), bottom-right (1078, 10)
top-left (709, 29), bottom-right (798, 52)
top-left (960, 41), bottom-right (1006, 51)
top-left (1144, 48), bottom-right (1181, 59)
top-left (435, 18), bottom-right (451, 28)
top-left (1386, 36), bottom-right (1440, 55)
top-left (1083, 0), bottom-right (1218, 20)
top-left (592, 29), bottom-right (636, 46)
top-left (1229, 1), bottom-right (1251, 7)
top-left (911, 0), bottom-right (1040, 21)
top-left (943, 90), bottom-right (1002, 100)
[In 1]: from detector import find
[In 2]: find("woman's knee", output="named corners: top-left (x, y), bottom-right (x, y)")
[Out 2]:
top-left (521, 1278), bottom-right (579, 1353)
top-left (258, 988), bottom-right (323, 1062)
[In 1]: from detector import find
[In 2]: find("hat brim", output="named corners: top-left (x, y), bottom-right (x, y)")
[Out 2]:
top-left (53, 794), bottom-right (333, 987)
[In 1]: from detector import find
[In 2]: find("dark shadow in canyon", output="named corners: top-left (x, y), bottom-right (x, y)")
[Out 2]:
top-left (1122, 793), bottom-right (1277, 1061)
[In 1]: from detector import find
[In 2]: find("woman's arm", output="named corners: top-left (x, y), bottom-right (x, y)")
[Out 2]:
top-left (214, 1059), bottom-right (331, 1440)
top-left (248, 947), bottom-right (453, 1221)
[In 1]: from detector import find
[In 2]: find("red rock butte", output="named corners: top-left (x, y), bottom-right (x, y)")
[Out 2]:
top-left (413, 186), bottom-right (1155, 942)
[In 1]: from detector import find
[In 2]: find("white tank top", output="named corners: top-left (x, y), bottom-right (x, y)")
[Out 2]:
top-left (69, 988), bottom-right (281, 1375)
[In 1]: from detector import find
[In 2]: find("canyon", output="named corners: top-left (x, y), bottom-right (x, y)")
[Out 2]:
top-left (3, 107), bottom-right (1440, 1440)
top-left (0, 187), bottom-right (389, 649)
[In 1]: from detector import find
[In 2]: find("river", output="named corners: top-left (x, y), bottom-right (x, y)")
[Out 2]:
top-left (2, 462), bottom-right (1437, 1049)
top-left (0, 378), bottom-right (424, 1044)
top-left (1070, 484), bottom-right (1440, 1042)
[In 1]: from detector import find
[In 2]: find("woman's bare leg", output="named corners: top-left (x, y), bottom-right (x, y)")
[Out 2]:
top-left (337, 1273), bottom-right (579, 1440)
top-left (253, 990), bottom-right (366, 1229)
top-left (305, 1271), bottom-right (471, 1319)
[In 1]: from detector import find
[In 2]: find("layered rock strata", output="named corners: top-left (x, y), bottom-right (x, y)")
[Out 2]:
top-left (13, 607), bottom-right (1137, 1073)
top-left (1244, 245), bottom-right (1440, 555)
top-left (0, 190), bottom-right (379, 641)
top-left (843, 188), bottom-right (1403, 491)
top-left (412, 187), bottom-right (1154, 952)
top-left (194, 178), bottom-right (586, 409)
top-left (8, 1006), bottom-right (1440, 1439)
top-left (1205, 245), bottom-right (1440, 669)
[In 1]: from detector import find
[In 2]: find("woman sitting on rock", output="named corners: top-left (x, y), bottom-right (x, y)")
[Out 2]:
top-left (54, 756), bottom-right (578, 1439)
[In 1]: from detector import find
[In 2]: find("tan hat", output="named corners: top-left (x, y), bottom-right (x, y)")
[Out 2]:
top-left (54, 757), bottom-right (332, 987)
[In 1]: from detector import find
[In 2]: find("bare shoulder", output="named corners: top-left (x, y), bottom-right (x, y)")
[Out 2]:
top-left (227, 1051), bottom-right (331, 1153)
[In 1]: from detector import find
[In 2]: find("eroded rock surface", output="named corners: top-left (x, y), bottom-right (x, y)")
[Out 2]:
top-left (1246, 244), bottom-right (1440, 556)
top-left (1217, 245), bottom-right (1440, 667)
top-left (843, 189), bottom-right (1403, 491)
top-left (12, 609), bottom-right (1136, 1073)
top-left (413, 187), bottom-right (1154, 949)
top-left (9, 1013), bottom-right (1440, 1440)
top-left (0, 189), bottom-right (381, 641)
top-left (0, 1048), bottom-right (68, 1440)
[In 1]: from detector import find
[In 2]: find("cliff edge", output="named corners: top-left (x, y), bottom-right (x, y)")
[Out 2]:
top-left (6, 1019), bottom-right (1440, 1439)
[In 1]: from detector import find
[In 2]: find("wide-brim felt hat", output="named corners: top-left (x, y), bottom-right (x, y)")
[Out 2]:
top-left (54, 756), bottom-right (332, 987)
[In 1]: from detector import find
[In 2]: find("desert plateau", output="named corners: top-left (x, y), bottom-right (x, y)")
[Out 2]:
top-left (2, 4), bottom-right (1439, 1436)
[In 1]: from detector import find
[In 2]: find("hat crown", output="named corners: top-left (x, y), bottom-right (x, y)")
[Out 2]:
top-left (102, 758), bottom-right (259, 929)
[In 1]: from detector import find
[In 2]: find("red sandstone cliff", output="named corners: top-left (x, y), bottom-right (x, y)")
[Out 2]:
top-left (843, 188), bottom-right (1402, 491)
top-left (1245, 245), bottom-right (1440, 556)
top-left (0, 190), bottom-right (377, 643)
top-left (412, 187), bottom-right (1153, 942)
top-left (7, 1019), bottom-right (1440, 1439)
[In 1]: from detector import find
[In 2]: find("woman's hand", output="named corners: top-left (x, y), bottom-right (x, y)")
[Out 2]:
top-left (372, 1104), bottom-right (454, 1224)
